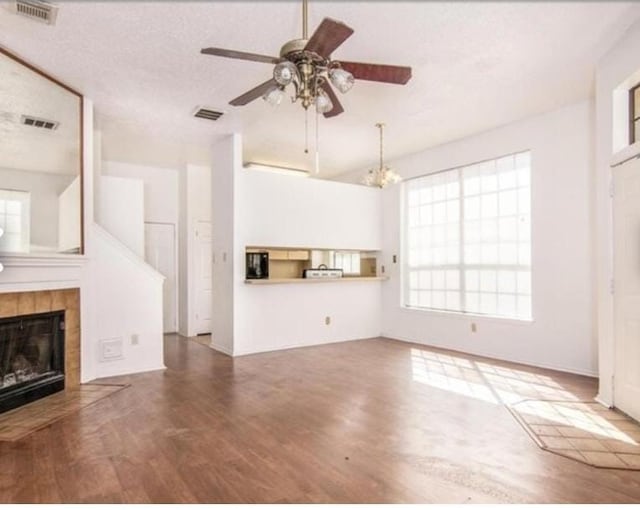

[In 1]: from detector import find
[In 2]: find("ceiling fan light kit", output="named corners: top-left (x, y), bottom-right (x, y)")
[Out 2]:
top-left (201, 0), bottom-right (412, 118)
top-left (201, 0), bottom-right (412, 169)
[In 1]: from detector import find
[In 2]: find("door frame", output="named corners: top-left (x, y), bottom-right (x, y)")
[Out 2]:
top-left (144, 221), bottom-right (179, 334)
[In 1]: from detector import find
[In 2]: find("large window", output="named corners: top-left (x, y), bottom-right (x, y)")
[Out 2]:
top-left (333, 251), bottom-right (361, 275)
top-left (403, 151), bottom-right (531, 320)
top-left (0, 189), bottom-right (30, 253)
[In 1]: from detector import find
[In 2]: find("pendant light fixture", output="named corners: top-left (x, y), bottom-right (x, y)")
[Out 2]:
top-left (363, 123), bottom-right (401, 188)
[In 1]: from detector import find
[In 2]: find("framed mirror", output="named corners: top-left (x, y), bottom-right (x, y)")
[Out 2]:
top-left (0, 47), bottom-right (83, 256)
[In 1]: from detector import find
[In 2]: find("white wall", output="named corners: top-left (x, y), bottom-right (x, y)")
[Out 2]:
top-left (58, 176), bottom-right (81, 252)
top-left (0, 167), bottom-right (75, 250)
top-left (230, 163), bottom-right (383, 356)
top-left (104, 160), bottom-right (185, 334)
top-left (88, 225), bottom-right (165, 378)
top-left (237, 170), bottom-right (382, 250)
top-left (234, 281), bottom-right (382, 356)
top-left (595, 17), bottom-right (640, 404)
top-left (338, 100), bottom-right (597, 376)
top-left (97, 175), bottom-right (145, 258)
top-left (210, 135), bottom-right (239, 354)
top-left (102, 161), bottom-right (179, 226)
top-left (87, 144), bottom-right (166, 378)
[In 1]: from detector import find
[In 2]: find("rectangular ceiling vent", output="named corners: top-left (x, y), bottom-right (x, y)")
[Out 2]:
top-left (21, 115), bottom-right (59, 130)
top-left (13, 0), bottom-right (58, 25)
top-left (193, 107), bottom-right (224, 121)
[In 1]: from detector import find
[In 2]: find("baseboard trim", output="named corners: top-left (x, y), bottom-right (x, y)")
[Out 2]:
top-left (94, 363), bottom-right (167, 380)
top-left (209, 342), bottom-right (233, 357)
top-left (594, 394), bottom-right (613, 409)
top-left (383, 334), bottom-right (599, 378)
top-left (232, 336), bottom-right (376, 357)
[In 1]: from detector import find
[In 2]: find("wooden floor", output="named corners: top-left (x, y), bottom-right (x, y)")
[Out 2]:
top-left (1, 335), bottom-right (640, 503)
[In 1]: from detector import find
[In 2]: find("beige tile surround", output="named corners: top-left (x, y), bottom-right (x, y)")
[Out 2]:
top-left (0, 289), bottom-right (81, 387)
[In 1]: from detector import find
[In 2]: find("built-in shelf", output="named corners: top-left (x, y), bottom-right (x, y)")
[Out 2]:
top-left (244, 276), bottom-right (388, 285)
top-left (245, 246), bottom-right (381, 280)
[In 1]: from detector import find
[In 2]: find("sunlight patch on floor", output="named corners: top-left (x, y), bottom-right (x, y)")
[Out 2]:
top-left (410, 347), bottom-right (640, 451)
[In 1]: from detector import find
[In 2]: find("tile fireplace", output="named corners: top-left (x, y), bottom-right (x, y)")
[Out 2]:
top-left (0, 289), bottom-right (80, 414)
top-left (0, 310), bottom-right (65, 413)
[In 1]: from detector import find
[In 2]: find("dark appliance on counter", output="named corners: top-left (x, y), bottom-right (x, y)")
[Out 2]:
top-left (246, 252), bottom-right (269, 279)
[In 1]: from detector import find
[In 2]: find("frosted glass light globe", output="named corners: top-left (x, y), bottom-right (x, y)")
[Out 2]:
top-left (262, 87), bottom-right (285, 107)
top-left (315, 89), bottom-right (333, 114)
top-left (329, 68), bottom-right (354, 94)
top-left (273, 61), bottom-right (298, 86)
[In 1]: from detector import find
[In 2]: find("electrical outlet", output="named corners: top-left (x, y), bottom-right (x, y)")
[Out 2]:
top-left (393, 255), bottom-right (397, 263)
top-left (471, 323), bottom-right (477, 333)
top-left (325, 316), bottom-right (331, 326)
top-left (131, 334), bottom-right (139, 345)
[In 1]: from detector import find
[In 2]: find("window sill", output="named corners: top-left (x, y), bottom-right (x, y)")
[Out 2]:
top-left (400, 304), bottom-right (534, 326)
top-left (611, 141), bottom-right (640, 167)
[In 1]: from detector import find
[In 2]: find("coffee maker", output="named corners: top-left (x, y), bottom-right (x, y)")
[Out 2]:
top-left (246, 252), bottom-right (269, 279)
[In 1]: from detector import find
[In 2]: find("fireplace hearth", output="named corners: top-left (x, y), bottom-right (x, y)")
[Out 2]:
top-left (0, 310), bottom-right (65, 413)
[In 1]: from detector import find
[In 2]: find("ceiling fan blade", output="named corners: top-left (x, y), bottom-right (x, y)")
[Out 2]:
top-left (229, 79), bottom-right (278, 106)
top-left (319, 81), bottom-right (344, 118)
top-left (304, 18), bottom-right (354, 58)
top-left (201, 47), bottom-right (282, 65)
top-left (339, 61), bottom-right (412, 85)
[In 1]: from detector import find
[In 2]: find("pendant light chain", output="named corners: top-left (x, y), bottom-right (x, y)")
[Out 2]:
top-left (315, 107), bottom-right (320, 173)
top-left (362, 122), bottom-right (401, 188)
top-left (304, 108), bottom-right (309, 154)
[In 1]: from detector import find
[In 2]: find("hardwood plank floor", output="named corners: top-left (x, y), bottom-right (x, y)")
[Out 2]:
top-left (1, 335), bottom-right (640, 503)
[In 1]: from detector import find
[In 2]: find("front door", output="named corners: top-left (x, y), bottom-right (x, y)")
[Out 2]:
top-left (613, 156), bottom-right (640, 421)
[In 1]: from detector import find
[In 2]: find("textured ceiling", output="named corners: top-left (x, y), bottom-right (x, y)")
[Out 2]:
top-left (0, 1), bottom-right (638, 177)
top-left (0, 49), bottom-right (80, 175)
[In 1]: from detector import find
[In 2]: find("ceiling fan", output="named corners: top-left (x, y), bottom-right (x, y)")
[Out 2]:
top-left (200, 0), bottom-right (412, 118)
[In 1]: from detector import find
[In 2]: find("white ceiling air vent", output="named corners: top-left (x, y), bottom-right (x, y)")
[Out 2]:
top-left (21, 115), bottom-right (59, 130)
top-left (13, 0), bottom-right (58, 25)
top-left (193, 107), bottom-right (224, 121)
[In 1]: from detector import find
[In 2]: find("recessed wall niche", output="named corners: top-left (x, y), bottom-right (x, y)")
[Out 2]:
top-left (0, 47), bottom-right (83, 256)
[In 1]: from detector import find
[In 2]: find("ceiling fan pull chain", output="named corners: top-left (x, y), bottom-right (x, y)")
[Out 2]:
top-left (315, 108), bottom-right (320, 174)
top-left (304, 108), bottom-right (309, 154)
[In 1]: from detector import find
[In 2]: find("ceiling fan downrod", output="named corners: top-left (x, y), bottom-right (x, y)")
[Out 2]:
top-left (302, 0), bottom-right (308, 40)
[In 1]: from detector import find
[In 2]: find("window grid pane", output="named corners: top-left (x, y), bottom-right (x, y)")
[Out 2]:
top-left (0, 189), bottom-right (30, 253)
top-left (404, 151), bottom-right (531, 320)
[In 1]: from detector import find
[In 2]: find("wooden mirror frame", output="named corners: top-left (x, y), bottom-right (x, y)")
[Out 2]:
top-left (0, 46), bottom-right (84, 255)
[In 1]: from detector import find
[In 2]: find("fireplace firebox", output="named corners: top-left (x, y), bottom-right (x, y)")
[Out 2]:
top-left (0, 310), bottom-right (65, 413)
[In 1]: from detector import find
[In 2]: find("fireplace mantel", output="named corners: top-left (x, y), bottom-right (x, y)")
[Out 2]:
top-left (0, 253), bottom-right (86, 268)
top-left (0, 254), bottom-right (87, 294)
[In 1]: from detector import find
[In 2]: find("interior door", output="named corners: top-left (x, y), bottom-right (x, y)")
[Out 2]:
top-left (613, 156), bottom-right (640, 421)
top-left (195, 220), bottom-right (212, 334)
top-left (144, 222), bottom-right (177, 334)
